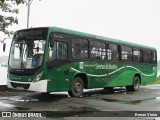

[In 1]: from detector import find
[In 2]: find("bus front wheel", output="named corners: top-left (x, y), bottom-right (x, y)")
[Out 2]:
top-left (126, 76), bottom-right (140, 92)
top-left (68, 77), bottom-right (84, 97)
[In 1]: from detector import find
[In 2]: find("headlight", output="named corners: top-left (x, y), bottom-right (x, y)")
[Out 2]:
top-left (33, 72), bottom-right (44, 82)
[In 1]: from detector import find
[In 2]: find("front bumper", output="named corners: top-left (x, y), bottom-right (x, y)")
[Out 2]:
top-left (7, 79), bottom-right (48, 92)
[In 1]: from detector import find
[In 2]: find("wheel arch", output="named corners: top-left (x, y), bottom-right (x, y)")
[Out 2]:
top-left (126, 73), bottom-right (141, 92)
top-left (73, 73), bottom-right (88, 89)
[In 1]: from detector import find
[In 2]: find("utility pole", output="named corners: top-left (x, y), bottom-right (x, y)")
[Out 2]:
top-left (27, 0), bottom-right (41, 28)
top-left (27, 0), bottom-right (33, 28)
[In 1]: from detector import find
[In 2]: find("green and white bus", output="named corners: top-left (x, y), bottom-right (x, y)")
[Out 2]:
top-left (6, 27), bottom-right (157, 97)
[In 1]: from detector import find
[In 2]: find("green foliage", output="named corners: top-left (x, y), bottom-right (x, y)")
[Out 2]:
top-left (0, 0), bottom-right (26, 36)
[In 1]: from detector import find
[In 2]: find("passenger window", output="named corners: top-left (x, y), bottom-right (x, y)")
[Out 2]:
top-left (143, 50), bottom-right (151, 63)
top-left (107, 44), bottom-right (119, 61)
top-left (121, 46), bottom-right (132, 62)
top-left (72, 38), bottom-right (89, 59)
top-left (133, 48), bottom-right (141, 63)
top-left (90, 41), bottom-right (106, 60)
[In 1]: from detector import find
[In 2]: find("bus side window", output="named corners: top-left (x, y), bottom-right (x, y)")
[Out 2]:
top-left (49, 41), bottom-right (68, 61)
top-left (72, 38), bottom-right (89, 59)
top-left (107, 44), bottom-right (119, 61)
top-left (152, 51), bottom-right (157, 64)
top-left (121, 46), bottom-right (132, 62)
top-left (90, 41), bottom-right (105, 60)
top-left (56, 42), bottom-right (68, 59)
top-left (143, 50), bottom-right (151, 64)
top-left (133, 48), bottom-right (141, 63)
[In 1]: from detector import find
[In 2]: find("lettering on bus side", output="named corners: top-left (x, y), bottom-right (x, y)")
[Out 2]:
top-left (83, 63), bottom-right (118, 70)
top-left (94, 63), bottom-right (118, 70)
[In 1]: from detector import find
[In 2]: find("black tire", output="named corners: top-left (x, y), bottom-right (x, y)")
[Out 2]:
top-left (104, 87), bottom-right (114, 93)
top-left (68, 77), bottom-right (84, 97)
top-left (126, 76), bottom-right (140, 92)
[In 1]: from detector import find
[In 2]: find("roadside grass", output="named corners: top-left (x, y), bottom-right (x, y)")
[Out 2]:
top-left (147, 77), bottom-right (160, 85)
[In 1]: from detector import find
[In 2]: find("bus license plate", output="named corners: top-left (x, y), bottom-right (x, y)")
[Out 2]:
top-left (16, 87), bottom-right (23, 89)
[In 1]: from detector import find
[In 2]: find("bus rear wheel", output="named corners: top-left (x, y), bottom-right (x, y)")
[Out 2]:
top-left (68, 77), bottom-right (84, 97)
top-left (126, 76), bottom-right (140, 92)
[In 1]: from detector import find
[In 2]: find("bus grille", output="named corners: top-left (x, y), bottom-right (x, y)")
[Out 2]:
top-left (10, 82), bottom-right (30, 89)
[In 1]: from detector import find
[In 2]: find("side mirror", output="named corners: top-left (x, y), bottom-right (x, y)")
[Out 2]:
top-left (3, 43), bottom-right (6, 52)
top-left (50, 38), bottom-right (54, 48)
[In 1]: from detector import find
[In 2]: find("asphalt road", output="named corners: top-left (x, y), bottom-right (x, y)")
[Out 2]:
top-left (0, 84), bottom-right (160, 120)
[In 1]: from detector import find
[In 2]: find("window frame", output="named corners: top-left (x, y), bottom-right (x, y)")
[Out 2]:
top-left (143, 49), bottom-right (152, 64)
top-left (72, 37), bottom-right (89, 60)
top-left (132, 48), bottom-right (142, 63)
top-left (55, 41), bottom-right (68, 60)
top-left (48, 32), bottom-right (157, 65)
top-left (48, 33), bottom-right (69, 62)
top-left (90, 40), bottom-right (106, 60)
top-left (121, 45), bottom-right (133, 62)
top-left (107, 43), bottom-right (120, 62)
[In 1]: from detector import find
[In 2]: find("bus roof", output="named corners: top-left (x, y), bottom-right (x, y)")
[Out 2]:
top-left (35, 26), bottom-right (157, 51)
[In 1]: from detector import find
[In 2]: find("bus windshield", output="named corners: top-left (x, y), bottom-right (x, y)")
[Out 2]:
top-left (9, 28), bottom-right (48, 69)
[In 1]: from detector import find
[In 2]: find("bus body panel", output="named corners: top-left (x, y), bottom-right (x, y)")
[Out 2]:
top-left (8, 61), bottom-right (157, 93)
top-left (47, 61), bottom-right (157, 92)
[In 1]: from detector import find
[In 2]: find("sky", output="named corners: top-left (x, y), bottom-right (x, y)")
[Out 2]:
top-left (0, 0), bottom-right (160, 60)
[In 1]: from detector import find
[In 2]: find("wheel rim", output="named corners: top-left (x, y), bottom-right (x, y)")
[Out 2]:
top-left (134, 78), bottom-right (140, 89)
top-left (74, 81), bottom-right (82, 93)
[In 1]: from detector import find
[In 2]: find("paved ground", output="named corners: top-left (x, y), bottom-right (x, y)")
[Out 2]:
top-left (0, 85), bottom-right (160, 120)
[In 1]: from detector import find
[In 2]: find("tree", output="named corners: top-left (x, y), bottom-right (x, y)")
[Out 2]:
top-left (0, 0), bottom-right (26, 36)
